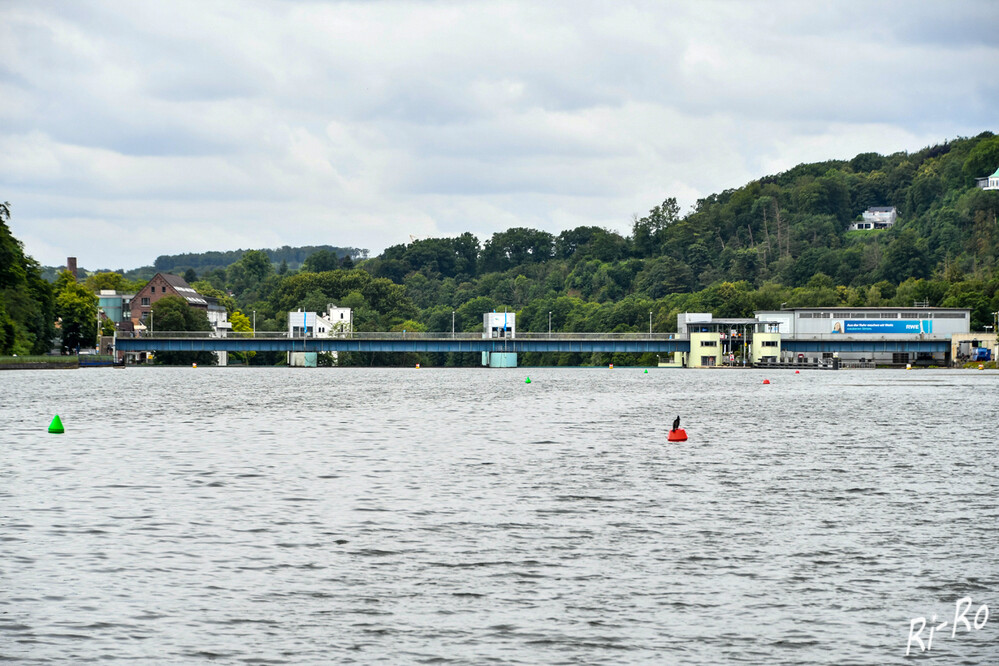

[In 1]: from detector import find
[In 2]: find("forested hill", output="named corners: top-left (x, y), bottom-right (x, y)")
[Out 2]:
top-left (365, 131), bottom-right (999, 292)
top-left (346, 131), bottom-right (999, 330)
top-left (151, 245), bottom-right (368, 274)
top-left (41, 244), bottom-right (369, 281)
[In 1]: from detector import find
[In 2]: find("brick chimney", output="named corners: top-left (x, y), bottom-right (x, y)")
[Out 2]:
top-left (67, 257), bottom-right (77, 278)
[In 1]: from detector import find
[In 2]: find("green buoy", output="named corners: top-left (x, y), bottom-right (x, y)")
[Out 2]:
top-left (644, 369), bottom-right (649, 373)
top-left (48, 414), bottom-right (64, 434)
top-left (525, 377), bottom-right (531, 384)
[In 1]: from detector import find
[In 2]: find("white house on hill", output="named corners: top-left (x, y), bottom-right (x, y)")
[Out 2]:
top-left (975, 167), bottom-right (999, 191)
top-left (850, 206), bottom-right (897, 231)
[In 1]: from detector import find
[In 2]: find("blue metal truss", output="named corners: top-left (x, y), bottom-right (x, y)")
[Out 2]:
top-left (116, 337), bottom-right (689, 354)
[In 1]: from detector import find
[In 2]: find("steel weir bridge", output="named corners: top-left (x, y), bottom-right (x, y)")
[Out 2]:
top-left (116, 332), bottom-right (685, 354)
top-left (115, 332), bottom-right (950, 355)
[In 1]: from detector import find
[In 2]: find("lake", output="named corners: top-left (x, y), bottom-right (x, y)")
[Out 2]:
top-left (1, 366), bottom-right (997, 664)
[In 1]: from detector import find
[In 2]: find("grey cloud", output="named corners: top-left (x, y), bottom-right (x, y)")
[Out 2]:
top-left (1, 1), bottom-right (995, 267)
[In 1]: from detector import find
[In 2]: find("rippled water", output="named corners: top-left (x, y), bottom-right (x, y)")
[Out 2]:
top-left (2, 366), bottom-right (997, 664)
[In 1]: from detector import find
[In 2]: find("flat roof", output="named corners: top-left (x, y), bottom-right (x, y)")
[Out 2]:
top-left (757, 307), bottom-right (970, 312)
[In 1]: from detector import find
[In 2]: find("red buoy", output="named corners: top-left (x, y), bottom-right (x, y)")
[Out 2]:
top-left (668, 428), bottom-right (687, 442)
top-left (794, 370), bottom-right (800, 374)
top-left (763, 379), bottom-right (771, 384)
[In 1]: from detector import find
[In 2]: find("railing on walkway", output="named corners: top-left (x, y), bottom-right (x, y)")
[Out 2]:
top-left (119, 331), bottom-right (682, 341)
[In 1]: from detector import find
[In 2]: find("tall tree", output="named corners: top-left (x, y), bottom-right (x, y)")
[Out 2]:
top-left (149, 296), bottom-right (216, 365)
top-left (55, 273), bottom-right (98, 353)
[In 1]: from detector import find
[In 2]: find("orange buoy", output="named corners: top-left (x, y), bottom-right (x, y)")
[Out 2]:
top-left (763, 379), bottom-right (771, 384)
top-left (668, 429), bottom-right (687, 442)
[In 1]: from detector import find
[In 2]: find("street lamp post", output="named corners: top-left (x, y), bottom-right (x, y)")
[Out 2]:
top-left (452, 310), bottom-right (455, 338)
top-left (253, 310), bottom-right (256, 337)
top-left (150, 309), bottom-right (153, 335)
top-left (649, 311), bottom-right (653, 337)
top-left (548, 311), bottom-right (552, 338)
top-left (97, 308), bottom-right (103, 350)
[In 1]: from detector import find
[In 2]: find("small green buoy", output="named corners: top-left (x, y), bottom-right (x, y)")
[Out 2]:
top-left (48, 414), bottom-right (65, 434)
top-left (525, 377), bottom-right (531, 384)
top-left (644, 369), bottom-right (649, 373)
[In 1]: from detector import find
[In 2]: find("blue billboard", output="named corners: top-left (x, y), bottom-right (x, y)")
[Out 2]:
top-left (837, 320), bottom-right (932, 334)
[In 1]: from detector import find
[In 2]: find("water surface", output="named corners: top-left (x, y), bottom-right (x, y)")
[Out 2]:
top-left (2, 367), bottom-right (997, 664)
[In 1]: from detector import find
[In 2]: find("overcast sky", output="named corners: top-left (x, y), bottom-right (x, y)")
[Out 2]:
top-left (2, 1), bottom-right (997, 269)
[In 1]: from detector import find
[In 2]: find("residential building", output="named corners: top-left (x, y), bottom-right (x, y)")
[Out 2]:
top-left (128, 272), bottom-right (231, 364)
top-left (130, 272), bottom-right (209, 327)
top-left (849, 206), bottom-right (897, 230)
top-left (975, 166), bottom-right (999, 190)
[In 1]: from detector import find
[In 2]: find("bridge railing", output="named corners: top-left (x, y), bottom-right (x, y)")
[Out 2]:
top-left (118, 330), bottom-right (683, 341)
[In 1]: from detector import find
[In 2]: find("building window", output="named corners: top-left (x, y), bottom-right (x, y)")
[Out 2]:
top-left (762, 340), bottom-right (778, 347)
top-left (700, 340), bottom-right (717, 347)
top-left (162, 286), bottom-right (167, 293)
top-left (141, 297), bottom-right (149, 306)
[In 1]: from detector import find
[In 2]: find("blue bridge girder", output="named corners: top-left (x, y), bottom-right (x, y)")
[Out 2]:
top-left (115, 334), bottom-right (689, 355)
top-left (115, 333), bottom-right (954, 356)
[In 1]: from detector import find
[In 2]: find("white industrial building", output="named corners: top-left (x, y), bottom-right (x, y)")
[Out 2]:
top-left (673, 313), bottom-right (781, 368)
top-left (671, 307), bottom-right (971, 368)
top-left (287, 306), bottom-right (352, 367)
top-left (482, 311), bottom-right (516, 367)
top-left (754, 307), bottom-right (970, 366)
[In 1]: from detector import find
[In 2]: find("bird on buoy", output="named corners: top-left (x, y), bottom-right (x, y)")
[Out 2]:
top-left (668, 415), bottom-right (687, 441)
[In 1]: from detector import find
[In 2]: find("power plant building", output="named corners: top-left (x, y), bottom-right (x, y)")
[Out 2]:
top-left (755, 307), bottom-right (969, 366)
top-left (674, 307), bottom-right (970, 368)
